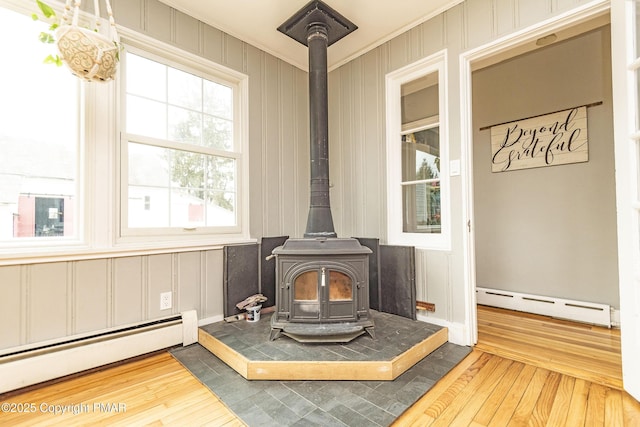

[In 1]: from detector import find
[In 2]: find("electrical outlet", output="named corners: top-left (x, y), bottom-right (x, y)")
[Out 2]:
top-left (160, 292), bottom-right (172, 310)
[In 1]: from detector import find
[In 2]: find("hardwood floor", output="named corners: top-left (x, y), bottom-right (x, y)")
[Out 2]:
top-left (2, 306), bottom-right (639, 426)
top-left (0, 352), bottom-right (245, 426)
top-left (475, 305), bottom-right (623, 389)
top-left (393, 305), bottom-right (640, 426)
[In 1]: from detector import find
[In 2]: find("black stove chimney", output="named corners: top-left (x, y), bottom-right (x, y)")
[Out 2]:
top-left (277, 1), bottom-right (357, 238)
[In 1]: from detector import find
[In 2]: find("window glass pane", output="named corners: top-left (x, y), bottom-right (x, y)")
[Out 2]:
top-left (127, 143), bottom-right (236, 228)
top-left (126, 53), bottom-right (166, 101)
top-left (0, 7), bottom-right (79, 241)
top-left (402, 182), bottom-right (441, 234)
top-left (329, 271), bottom-right (352, 301)
top-left (401, 74), bottom-right (439, 124)
top-left (204, 80), bottom-right (233, 119)
top-left (402, 128), bottom-right (440, 182)
top-left (168, 105), bottom-right (201, 144)
top-left (127, 95), bottom-right (167, 139)
top-left (168, 67), bottom-right (202, 111)
top-left (294, 271), bottom-right (318, 301)
top-left (128, 143), bottom-right (171, 228)
top-left (204, 115), bottom-right (233, 150)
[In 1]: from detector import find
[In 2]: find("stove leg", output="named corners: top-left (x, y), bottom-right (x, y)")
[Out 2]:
top-left (365, 326), bottom-right (375, 339)
top-left (270, 328), bottom-right (282, 341)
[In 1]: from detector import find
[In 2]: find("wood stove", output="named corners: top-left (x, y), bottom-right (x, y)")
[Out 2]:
top-left (270, 1), bottom-right (374, 342)
top-left (269, 238), bottom-right (374, 342)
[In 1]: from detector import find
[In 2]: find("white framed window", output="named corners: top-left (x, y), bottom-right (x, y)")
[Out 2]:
top-left (0, 3), bottom-right (82, 248)
top-left (386, 51), bottom-right (450, 250)
top-left (118, 42), bottom-right (249, 241)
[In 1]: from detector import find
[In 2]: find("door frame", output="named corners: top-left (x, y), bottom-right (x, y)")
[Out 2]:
top-left (610, 0), bottom-right (640, 400)
top-left (458, 1), bottom-right (610, 345)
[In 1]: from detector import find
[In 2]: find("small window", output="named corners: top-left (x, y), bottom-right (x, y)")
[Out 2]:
top-left (386, 52), bottom-right (449, 249)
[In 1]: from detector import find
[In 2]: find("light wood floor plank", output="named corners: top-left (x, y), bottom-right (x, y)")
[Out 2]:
top-left (623, 391), bottom-right (640, 426)
top-left (394, 349), bottom-right (483, 426)
top-left (446, 357), bottom-right (513, 426)
top-left (487, 363), bottom-right (538, 427)
top-left (565, 378), bottom-right (589, 427)
top-left (585, 382), bottom-right (607, 426)
top-left (605, 388), bottom-right (625, 427)
top-left (473, 361), bottom-right (525, 425)
top-left (0, 352), bottom-right (244, 426)
top-left (428, 355), bottom-right (506, 426)
top-left (422, 352), bottom-right (493, 420)
top-left (509, 367), bottom-right (550, 426)
top-left (527, 369), bottom-right (561, 427)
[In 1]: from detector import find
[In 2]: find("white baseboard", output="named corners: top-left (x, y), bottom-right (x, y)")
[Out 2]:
top-left (416, 313), bottom-right (468, 346)
top-left (476, 287), bottom-right (612, 327)
top-left (198, 314), bottom-right (224, 326)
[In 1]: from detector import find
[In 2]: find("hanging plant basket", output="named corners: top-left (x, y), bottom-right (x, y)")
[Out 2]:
top-left (56, 25), bottom-right (118, 82)
top-left (34, 0), bottom-right (121, 83)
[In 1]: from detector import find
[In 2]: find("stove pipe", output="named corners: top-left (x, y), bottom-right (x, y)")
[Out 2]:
top-left (277, 1), bottom-right (357, 239)
top-left (305, 23), bottom-right (335, 238)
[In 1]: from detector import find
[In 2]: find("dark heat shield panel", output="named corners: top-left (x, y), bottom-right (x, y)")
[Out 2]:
top-left (379, 245), bottom-right (416, 320)
top-left (260, 236), bottom-right (289, 309)
top-left (355, 237), bottom-right (381, 311)
top-left (223, 243), bottom-right (259, 317)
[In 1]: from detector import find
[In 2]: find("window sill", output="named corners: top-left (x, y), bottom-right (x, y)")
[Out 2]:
top-left (0, 237), bottom-right (257, 266)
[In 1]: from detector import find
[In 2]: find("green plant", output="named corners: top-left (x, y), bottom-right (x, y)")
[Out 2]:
top-left (31, 0), bottom-right (63, 66)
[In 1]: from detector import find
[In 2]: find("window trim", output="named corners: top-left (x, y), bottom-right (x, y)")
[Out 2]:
top-left (385, 50), bottom-right (450, 250)
top-left (116, 31), bottom-right (250, 244)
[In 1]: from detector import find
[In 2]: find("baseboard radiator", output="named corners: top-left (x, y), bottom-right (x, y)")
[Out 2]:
top-left (0, 310), bottom-right (198, 394)
top-left (476, 287), bottom-right (611, 327)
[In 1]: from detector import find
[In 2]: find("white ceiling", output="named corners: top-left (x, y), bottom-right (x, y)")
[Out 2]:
top-left (157, 0), bottom-right (463, 71)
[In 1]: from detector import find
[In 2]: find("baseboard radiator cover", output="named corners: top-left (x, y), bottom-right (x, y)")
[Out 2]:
top-left (476, 287), bottom-right (611, 327)
top-left (0, 310), bottom-right (198, 394)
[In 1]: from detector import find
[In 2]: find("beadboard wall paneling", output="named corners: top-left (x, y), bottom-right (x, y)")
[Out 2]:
top-left (113, 256), bottom-right (144, 327)
top-left (517, 0), bottom-right (553, 28)
top-left (147, 254), bottom-right (173, 319)
top-left (28, 263), bottom-right (68, 344)
top-left (0, 249), bottom-right (224, 351)
top-left (202, 249), bottom-right (224, 320)
top-left (74, 259), bottom-right (109, 334)
top-left (0, 266), bottom-right (21, 348)
top-left (176, 251), bottom-right (201, 313)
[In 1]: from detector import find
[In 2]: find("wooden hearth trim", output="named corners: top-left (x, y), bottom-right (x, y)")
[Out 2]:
top-left (198, 327), bottom-right (448, 381)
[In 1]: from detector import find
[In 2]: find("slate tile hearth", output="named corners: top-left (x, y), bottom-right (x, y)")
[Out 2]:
top-left (200, 310), bottom-right (443, 363)
top-left (171, 312), bottom-right (471, 427)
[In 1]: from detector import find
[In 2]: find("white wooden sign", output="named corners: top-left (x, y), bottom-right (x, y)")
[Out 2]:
top-left (490, 106), bottom-right (589, 172)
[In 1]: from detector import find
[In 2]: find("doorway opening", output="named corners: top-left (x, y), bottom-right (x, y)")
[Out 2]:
top-left (461, 8), bottom-right (618, 345)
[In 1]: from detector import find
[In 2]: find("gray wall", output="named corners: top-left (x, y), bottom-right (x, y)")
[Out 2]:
top-left (472, 26), bottom-right (619, 307)
top-left (326, 0), bottom-right (604, 330)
